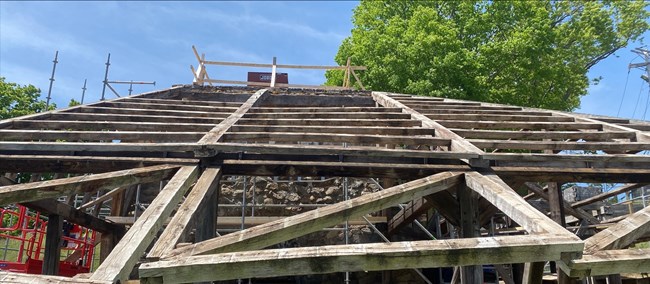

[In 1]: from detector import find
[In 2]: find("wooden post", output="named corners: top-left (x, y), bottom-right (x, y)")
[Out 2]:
top-left (270, 57), bottom-right (277, 88)
top-left (458, 185), bottom-right (483, 283)
top-left (42, 214), bottom-right (62, 275)
top-left (522, 262), bottom-right (545, 284)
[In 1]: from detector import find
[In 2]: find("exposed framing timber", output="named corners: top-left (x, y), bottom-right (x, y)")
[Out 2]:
top-left (583, 205), bottom-right (650, 253)
top-left (164, 171), bottom-right (464, 258)
top-left (0, 164), bottom-right (180, 206)
top-left (147, 167), bottom-right (222, 260)
top-left (90, 166), bottom-right (199, 283)
top-left (140, 235), bottom-right (583, 283)
top-left (559, 249), bottom-right (650, 278)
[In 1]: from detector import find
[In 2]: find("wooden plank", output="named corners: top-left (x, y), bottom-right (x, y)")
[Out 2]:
top-left (42, 214), bottom-right (62, 275)
top-left (249, 107), bottom-right (402, 113)
top-left (237, 118), bottom-right (423, 127)
top-left (571, 184), bottom-right (646, 208)
top-left (203, 142), bottom-right (478, 159)
top-left (426, 114), bottom-right (574, 122)
top-left (222, 132), bottom-right (450, 146)
top-left (387, 197), bottom-right (434, 235)
top-left (560, 249), bottom-right (650, 277)
top-left (0, 129), bottom-right (205, 142)
top-left (0, 141), bottom-right (198, 153)
top-left (458, 184), bottom-right (483, 284)
top-left (451, 129), bottom-right (635, 141)
top-left (469, 139), bottom-right (650, 151)
top-left (197, 89), bottom-right (270, 150)
top-left (464, 172), bottom-right (574, 236)
top-left (201, 59), bottom-right (366, 70)
top-left (47, 112), bottom-right (224, 124)
top-left (438, 120), bottom-right (602, 131)
top-left (583, 205), bottom-right (650, 253)
top-left (147, 167), bottom-right (222, 260)
top-left (105, 216), bottom-right (387, 226)
top-left (0, 155), bottom-right (196, 174)
top-left (244, 112), bottom-right (411, 119)
top-left (24, 199), bottom-right (125, 234)
top-left (0, 164), bottom-right (180, 206)
top-left (523, 262), bottom-right (545, 284)
top-left (78, 186), bottom-right (127, 210)
top-left (140, 235), bottom-right (582, 283)
top-left (523, 183), bottom-right (599, 224)
top-left (164, 171), bottom-right (463, 258)
top-left (482, 153), bottom-right (650, 164)
top-left (229, 125), bottom-right (436, 136)
top-left (90, 166), bottom-right (199, 283)
top-left (12, 120), bottom-right (215, 132)
top-left (126, 97), bottom-right (242, 107)
top-left (74, 105), bottom-right (232, 118)
top-left (100, 101), bottom-right (237, 113)
top-left (0, 271), bottom-right (111, 284)
top-left (423, 109), bottom-right (551, 115)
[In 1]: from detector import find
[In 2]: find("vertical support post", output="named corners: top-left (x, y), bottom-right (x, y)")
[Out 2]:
top-left (270, 57), bottom-right (277, 88)
top-left (523, 262), bottom-right (545, 284)
top-left (344, 57), bottom-right (352, 88)
top-left (128, 81), bottom-right (134, 96)
top-left (42, 214), bottom-right (62, 275)
top-left (458, 185), bottom-right (482, 283)
top-left (101, 53), bottom-right (111, 101)
top-left (45, 51), bottom-right (59, 109)
top-left (81, 79), bottom-right (87, 104)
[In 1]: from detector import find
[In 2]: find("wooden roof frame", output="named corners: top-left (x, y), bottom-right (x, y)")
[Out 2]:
top-left (1, 85), bottom-right (649, 283)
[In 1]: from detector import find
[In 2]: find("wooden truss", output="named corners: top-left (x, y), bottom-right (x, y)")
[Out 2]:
top-left (1, 85), bottom-right (649, 283)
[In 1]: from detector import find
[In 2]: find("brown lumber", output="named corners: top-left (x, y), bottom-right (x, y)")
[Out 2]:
top-left (524, 183), bottom-right (599, 224)
top-left (571, 184), bottom-right (646, 208)
top-left (470, 139), bottom-right (650, 151)
top-left (0, 272), bottom-right (110, 284)
top-left (12, 120), bottom-right (215, 132)
top-left (244, 112), bottom-right (411, 119)
top-left (0, 129), bottom-right (204, 142)
top-left (560, 249), bottom-right (650, 278)
top-left (426, 114), bottom-right (574, 122)
top-left (222, 132), bottom-right (450, 146)
top-left (451, 129), bottom-right (635, 141)
top-left (140, 235), bottom-right (582, 283)
top-left (0, 164), bottom-right (180, 206)
top-left (438, 120), bottom-right (602, 131)
top-left (0, 155), bottom-right (197, 174)
top-left (583, 205), bottom-right (650, 254)
top-left (238, 118), bottom-right (423, 127)
top-left (229, 125), bottom-right (436, 136)
top-left (164, 171), bottom-right (464, 258)
top-left (147, 167), bottom-right (222, 260)
top-left (90, 166), bottom-right (199, 283)
top-left (24, 199), bottom-right (125, 234)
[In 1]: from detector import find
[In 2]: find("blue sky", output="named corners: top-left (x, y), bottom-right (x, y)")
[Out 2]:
top-left (0, 1), bottom-right (648, 120)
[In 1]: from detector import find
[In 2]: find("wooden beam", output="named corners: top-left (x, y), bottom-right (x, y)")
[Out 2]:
top-left (451, 129), bottom-right (635, 141)
top-left (229, 125), bottom-right (436, 136)
top-left (12, 120), bottom-right (215, 132)
top-left (0, 155), bottom-right (196, 174)
top-left (571, 184), bottom-right (646, 208)
top-left (248, 107), bottom-right (402, 113)
top-left (523, 183), bottom-right (599, 224)
top-left (425, 114), bottom-right (574, 122)
top-left (90, 166), bottom-right (199, 283)
top-left (560, 249), bottom-right (650, 278)
top-left (197, 89), bottom-right (270, 150)
top-left (458, 184), bottom-right (483, 284)
top-left (164, 171), bottom-right (464, 258)
top-left (464, 172), bottom-right (573, 236)
top-left (0, 129), bottom-right (205, 142)
top-left (222, 132), bottom-right (450, 146)
top-left (0, 164), bottom-right (180, 206)
top-left (147, 167), bottom-right (222, 260)
top-left (387, 197), bottom-right (434, 235)
top-left (583, 205), bottom-right (650, 253)
top-left (140, 235), bottom-right (583, 283)
top-left (0, 272), bottom-right (110, 284)
top-left (0, 141), bottom-right (198, 153)
top-left (237, 118), bottom-right (423, 127)
top-left (522, 262), bottom-right (545, 284)
top-left (469, 139), bottom-right (650, 152)
top-left (42, 214), bottom-right (62, 276)
top-left (23, 199), bottom-right (125, 234)
top-left (243, 112), bottom-right (411, 119)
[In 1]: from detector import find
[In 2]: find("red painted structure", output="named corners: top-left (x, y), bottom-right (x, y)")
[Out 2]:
top-left (0, 205), bottom-right (96, 277)
top-left (247, 72), bottom-right (289, 85)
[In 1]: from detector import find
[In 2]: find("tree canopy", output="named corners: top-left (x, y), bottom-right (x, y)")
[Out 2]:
top-left (0, 77), bottom-right (55, 119)
top-left (326, 1), bottom-right (649, 111)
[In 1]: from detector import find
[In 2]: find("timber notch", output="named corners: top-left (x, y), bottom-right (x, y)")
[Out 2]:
top-left (0, 83), bottom-right (649, 284)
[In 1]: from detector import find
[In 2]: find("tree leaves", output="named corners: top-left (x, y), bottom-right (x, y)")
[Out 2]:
top-left (327, 0), bottom-right (649, 111)
top-left (0, 77), bottom-right (55, 119)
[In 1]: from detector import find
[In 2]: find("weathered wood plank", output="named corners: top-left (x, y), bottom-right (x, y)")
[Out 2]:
top-left (141, 235), bottom-right (582, 283)
top-left (90, 166), bottom-right (199, 283)
top-left (0, 155), bottom-right (196, 174)
top-left (426, 114), bottom-right (574, 122)
top-left (244, 112), bottom-right (411, 119)
top-left (571, 184), bottom-right (646, 208)
top-left (0, 271), bottom-right (111, 284)
top-left (12, 120), bottom-right (215, 132)
top-left (100, 101), bottom-right (237, 112)
top-left (196, 89), bottom-right (270, 154)
top-left (24, 199), bottom-right (125, 234)
top-left (560, 249), bottom-right (650, 278)
top-left (464, 172), bottom-right (574, 236)
top-left (387, 197), bottom-right (434, 235)
top-left (523, 183), bottom-right (599, 224)
top-left (248, 107), bottom-right (403, 113)
top-left (222, 132), bottom-right (450, 146)
top-left (438, 120), bottom-right (602, 131)
top-left (0, 130), bottom-right (204, 142)
top-left (0, 141), bottom-right (198, 153)
top-left (203, 142), bottom-right (477, 159)
top-left (126, 97), bottom-right (242, 107)
top-left (164, 171), bottom-right (463, 258)
top-left (451, 129), bottom-right (635, 141)
top-left (73, 105), bottom-right (232, 118)
top-left (0, 164), bottom-right (180, 206)
top-left (470, 139), bottom-right (650, 151)
top-left (238, 118), bottom-right (423, 127)
top-left (583, 205), bottom-right (650, 253)
top-left (229, 125), bottom-right (436, 136)
top-left (47, 112), bottom-right (224, 124)
top-left (147, 167), bottom-right (222, 260)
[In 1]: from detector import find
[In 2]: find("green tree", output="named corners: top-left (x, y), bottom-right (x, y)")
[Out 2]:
top-left (327, 1), bottom-right (649, 111)
top-left (0, 77), bottom-right (55, 119)
top-left (68, 98), bottom-right (81, 107)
